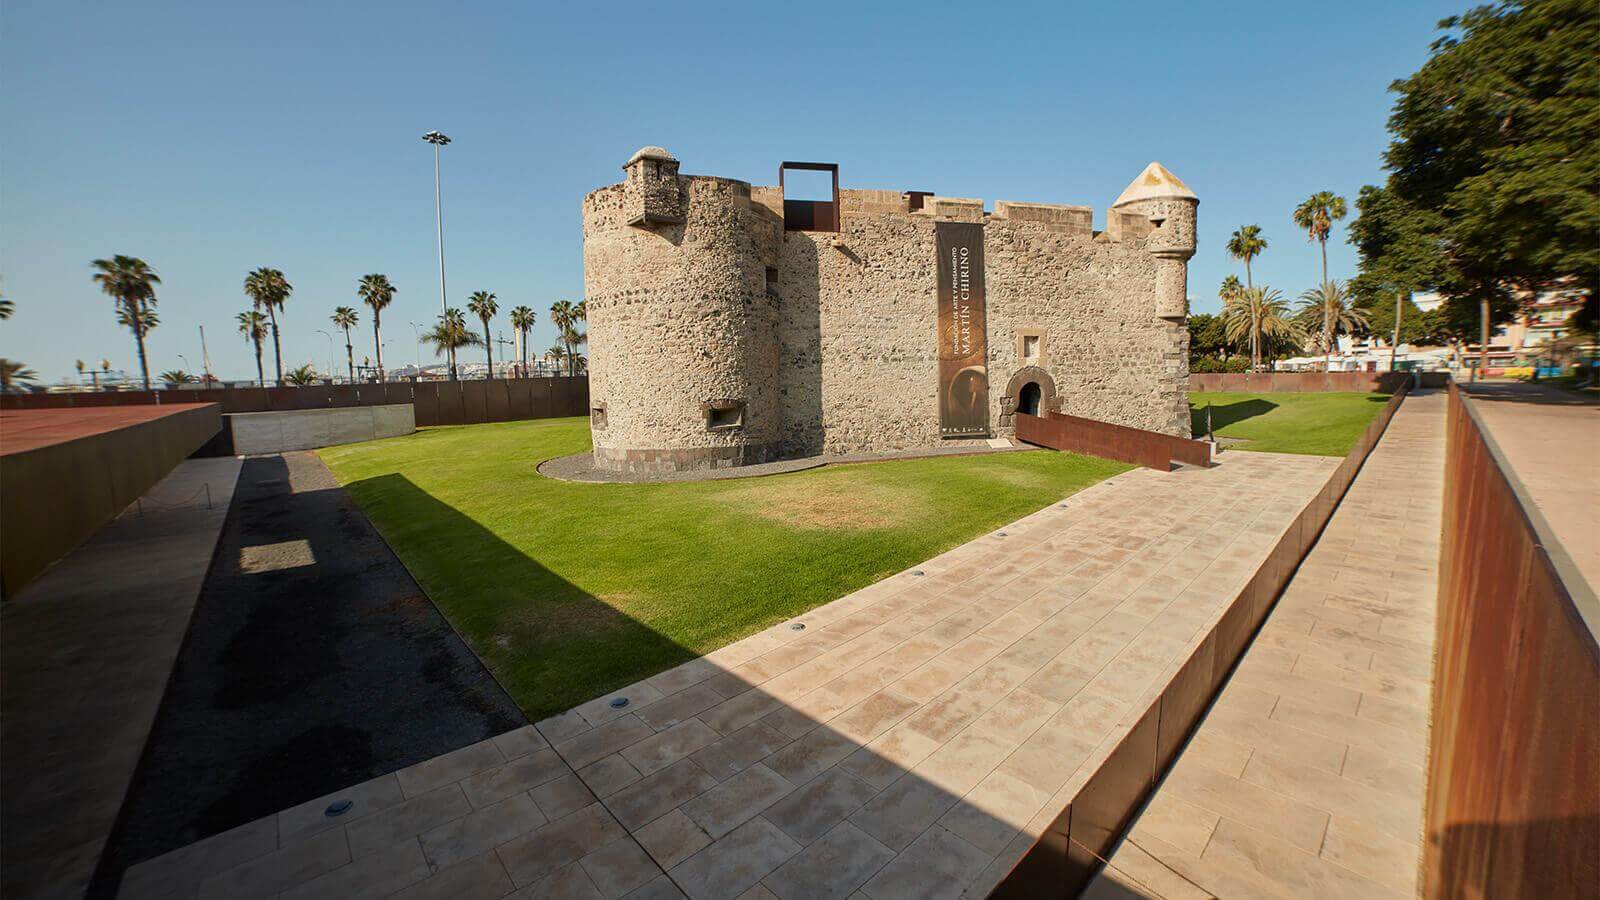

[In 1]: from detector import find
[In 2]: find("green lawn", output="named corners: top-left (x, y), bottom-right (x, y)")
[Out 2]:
top-left (1189, 391), bottom-right (1390, 456)
top-left (319, 418), bottom-right (1129, 718)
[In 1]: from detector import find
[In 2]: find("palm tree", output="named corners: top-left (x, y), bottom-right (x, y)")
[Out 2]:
top-left (357, 274), bottom-right (397, 381)
top-left (1292, 192), bottom-right (1348, 287)
top-left (237, 311), bottom-right (269, 386)
top-left (0, 287), bottom-right (12, 320)
top-left (467, 291), bottom-right (499, 377)
top-left (422, 308), bottom-right (482, 380)
top-left (243, 268), bottom-right (292, 385)
top-left (543, 344), bottom-right (566, 375)
top-left (159, 369), bottom-right (196, 386)
top-left (285, 364), bottom-right (320, 386)
top-left (91, 255), bottom-right (161, 389)
top-left (1219, 275), bottom-right (1242, 302)
top-left (508, 305), bottom-right (536, 376)
top-left (1296, 281), bottom-right (1370, 372)
top-left (550, 300), bottom-right (580, 375)
top-left (331, 306), bottom-right (360, 382)
top-left (1, 359), bottom-right (37, 392)
top-left (1222, 286), bottom-right (1302, 372)
top-left (1225, 225), bottom-right (1268, 290)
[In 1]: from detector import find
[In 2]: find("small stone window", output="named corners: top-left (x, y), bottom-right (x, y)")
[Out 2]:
top-left (590, 402), bottom-right (608, 429)
top-left (1017, 329), bottom-right (1046, 361)
top-left (765, 267), bottom-right (779, 295)
top-left (702, 399), bottom-right (745, 431)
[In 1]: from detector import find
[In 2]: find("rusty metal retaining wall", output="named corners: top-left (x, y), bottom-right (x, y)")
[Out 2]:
top-left (1, 404), bottom-right (222, 598)
top-left (1015, 411), bottom-right (1212, 470)
top-left (994, 381), bottom-right (1415, 897)
top-left (1188, 371), bottom-right (1449, 392)
top-left (1422, 384), bottom-right (1599, 898)
top-left (0, 378), bottom-right (589, 427)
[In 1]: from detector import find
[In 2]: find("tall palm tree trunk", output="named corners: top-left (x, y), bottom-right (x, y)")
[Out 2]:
top-left (133, 308), bottom-right (151, 389)
top-left (520, 330), bottom-right (528, 377)
top-left (344, 328), bottom-right (355, 382)
top-left (449, 346), bottom-right (457, 381)
top-left (481, 317), bottom-right (493, 376)
top-left (1245, 260), bottom-right (1253, 291)
top-left (253, 340), bottom-right (265, 387)
top-left (372, 313), bottom-right (385, 382)
top-left (1319, 238), bottom-right (1329, 286)
top-left (267, 306), bottom-right (284, 385)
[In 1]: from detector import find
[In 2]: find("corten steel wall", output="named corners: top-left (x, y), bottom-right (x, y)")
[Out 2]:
top-left (0, 404), bottom-right (221, 598)
top-left (994, 381), bottom-right (1415, 897)
top-left (1187, 371), bottom-right (1449, 392)
top-left (1423, 384), bottom-right (1599, 899)
top-left (0, 378), bottom-right (588, 427)
top-left (1014, 411), bottom-right (1212, 470)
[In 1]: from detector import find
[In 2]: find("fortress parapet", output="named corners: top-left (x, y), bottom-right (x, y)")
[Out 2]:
top-left (582, 146), bottom-right (1197, 474)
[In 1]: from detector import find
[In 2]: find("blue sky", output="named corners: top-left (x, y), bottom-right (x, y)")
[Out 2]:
top-left (2, 0), bottom-right (1464, 383)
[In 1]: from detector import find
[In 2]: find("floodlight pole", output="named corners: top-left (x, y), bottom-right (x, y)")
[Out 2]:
top-left (423, 131), bottom-right (452, 319)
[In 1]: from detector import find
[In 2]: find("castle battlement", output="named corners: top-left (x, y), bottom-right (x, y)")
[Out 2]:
top-left (581, 148), bottom-right (1197, 474)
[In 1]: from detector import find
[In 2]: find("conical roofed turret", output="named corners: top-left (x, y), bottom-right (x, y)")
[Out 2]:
top-left (1112, 162), bottom-right (1197, 207)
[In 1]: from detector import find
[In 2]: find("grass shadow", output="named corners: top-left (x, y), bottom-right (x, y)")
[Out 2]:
top-left (1190, 398), bottom-right (1278, 433)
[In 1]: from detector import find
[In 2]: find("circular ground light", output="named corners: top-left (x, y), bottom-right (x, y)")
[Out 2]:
top-left (790, 623), bottom-right (806, 631)
top-left (325, 800), bottom-right (353, 818)
top-left (610, 697), bottom-right (630, 709)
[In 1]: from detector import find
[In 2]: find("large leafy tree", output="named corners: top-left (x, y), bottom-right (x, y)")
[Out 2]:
top-left (237, 310), bottom-right (269, 386)
top-left (243, 268), bottom-right (292, 385)
top-left (1354, 0), bottom-right (1598, 378)
top-left (1293, 192), bottom-right (1348, 287)
top-left (423, 308), bottom-right (482, 380)
top-left (357, 274), bottom-right (397, 382)
top-left (467, 291), bottom-right (499, 376)
top-left (508, 305), bottom-right (537, 376)
top-left (91, 255), bottom-right (161, 389)
top-left (1225, 225), bottom-right (1269, 289)
top-left (331, 306), bottom-right (360, 382)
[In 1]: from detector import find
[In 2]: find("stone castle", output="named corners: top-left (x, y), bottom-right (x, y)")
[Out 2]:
top-left (582, 147), bottom-right (1197, 474)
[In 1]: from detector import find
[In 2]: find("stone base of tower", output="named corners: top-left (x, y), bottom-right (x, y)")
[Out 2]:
top-left (591, 443), bottom-right (783, 475)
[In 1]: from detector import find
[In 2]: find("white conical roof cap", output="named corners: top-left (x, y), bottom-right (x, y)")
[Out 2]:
top-left (624, 145), bottom-right (678, 168)
top-left (1112, 162), bottom-right (1196, 206)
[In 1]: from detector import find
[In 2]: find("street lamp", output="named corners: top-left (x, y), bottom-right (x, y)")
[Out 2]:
top-left (422, 130), bottom-right (451, 320)
top-left (409, 320), bottom-right (424, 372)
top-left (314, 329), bottom-right (334, 380)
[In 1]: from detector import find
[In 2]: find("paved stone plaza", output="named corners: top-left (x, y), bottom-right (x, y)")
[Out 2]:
top-left (1088, 391), bottom-right (1445, 898)
top-left (118, 449), bottom-right (1339, 899)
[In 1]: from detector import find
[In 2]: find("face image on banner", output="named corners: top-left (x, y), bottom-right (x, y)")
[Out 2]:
top-left (936, 221), bottom-right (989, 437)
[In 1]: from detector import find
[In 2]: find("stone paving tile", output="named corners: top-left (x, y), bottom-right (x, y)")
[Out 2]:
top-left (397, 739), bottom-right (507, 799)
top-left (497, 803), bottom-right (629, 888)
top-left (279, 836), bottom-right (430, 900)
top-left (463, 749), bottom-right (572, 809)
top-left (667, 817), bottom-right (801, 900)
top-left (345, 784), bottom-right (472, 857)
top-left (762, 767), bottom-right (879, 845)
top-left (196, 828), bottom-right (350, 900)
top-left (679, 764), bottom-right (794, 839)
top-left (419, 791), bottom-right (545, 871)
top-left (633, 809), bottom-right (713, 871)
top-left (134, 450), bottom-right (1341, 900)
top-left (761, 821), bottom-right (896, 899)
top-left (578, 754), bottom-right (646, 799)
top-left (393, 849), bottom-right (514, 900)
top-left (579, 836), bottom-right (663, 898)
top-left (532, 772), bottom-right (600, 822)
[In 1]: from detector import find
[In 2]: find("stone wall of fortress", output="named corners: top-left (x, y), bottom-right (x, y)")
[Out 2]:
top-left (582, 151), bottom-right (1195, 473)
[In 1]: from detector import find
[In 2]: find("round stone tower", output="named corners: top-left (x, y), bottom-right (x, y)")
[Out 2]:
top-left (1111, 162), bottom-right (1198, 320)
top-left (582, 146), bottom-right (782, 473)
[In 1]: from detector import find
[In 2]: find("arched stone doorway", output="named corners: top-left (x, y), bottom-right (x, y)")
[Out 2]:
top-left (999, 366), bottom-right (1058, 429)
top-left (1017, 381), bottom-right (1042, 416)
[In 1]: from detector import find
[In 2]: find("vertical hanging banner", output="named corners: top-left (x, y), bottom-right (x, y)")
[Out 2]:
top-left (936, 221), bottom-right (990, 437)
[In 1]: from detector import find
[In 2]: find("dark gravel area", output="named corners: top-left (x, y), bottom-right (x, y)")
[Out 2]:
top-left (94, 452), bottom-right (523, 896)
